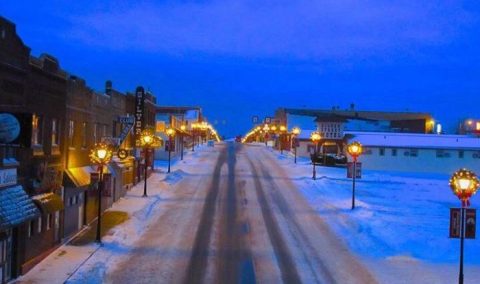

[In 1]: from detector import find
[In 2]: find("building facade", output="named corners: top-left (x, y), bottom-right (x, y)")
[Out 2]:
top-left (0, 16), bottom-right (65, 279)
top-left (346, 132), bottom-right (480, 175)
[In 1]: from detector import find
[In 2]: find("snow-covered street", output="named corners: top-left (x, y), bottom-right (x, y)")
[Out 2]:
top-left (15, 141), bottom-right (480, 284)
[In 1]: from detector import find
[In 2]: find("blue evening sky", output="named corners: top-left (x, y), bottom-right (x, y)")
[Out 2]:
top-left (1, 1), bottom-right (479, 137)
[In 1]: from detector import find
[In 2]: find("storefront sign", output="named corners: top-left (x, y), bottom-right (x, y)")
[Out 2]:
top-left (118, 115), bottom-right (135, 146)
top-left (0, 168), bottom-right (17, 188)
top-left (134, 86), bottom-right (146, 146)
top-left (0, 113), bottom-right (20, 144)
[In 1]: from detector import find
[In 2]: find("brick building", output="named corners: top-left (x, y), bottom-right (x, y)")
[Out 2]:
top-left (0, 16), bottom-right (65, 280)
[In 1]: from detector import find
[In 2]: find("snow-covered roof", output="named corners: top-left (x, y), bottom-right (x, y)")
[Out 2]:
top-left (346, 131), bottom-right (480, 150)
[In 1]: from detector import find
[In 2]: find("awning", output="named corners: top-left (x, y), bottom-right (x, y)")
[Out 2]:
top-left (65, 166), bottom-right (95, 188)
top-left (0, 185), bottom-right (40, 230)
top-left (32, 193), bottom-right (64, 214)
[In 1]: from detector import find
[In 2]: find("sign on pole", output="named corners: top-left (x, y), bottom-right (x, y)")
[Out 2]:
top-left (466, 209), bottom-right (476, 239)
top-left (134, 86), bottom-right (146, 146)
top-left (347, 162), bottom-right (362, 179)
top-left (450, 208), bottom-right (461, 238)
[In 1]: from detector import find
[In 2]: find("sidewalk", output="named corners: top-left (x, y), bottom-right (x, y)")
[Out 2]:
top-left (14, 146), bottom-right (208, 284)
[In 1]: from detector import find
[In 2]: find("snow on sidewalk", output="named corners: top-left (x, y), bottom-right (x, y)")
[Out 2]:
top-left (16, 146), bottom-right (211, 284)
top-left (267, 147), bottom-right (480, 283)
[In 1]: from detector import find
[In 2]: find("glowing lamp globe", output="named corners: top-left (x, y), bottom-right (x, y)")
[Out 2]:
top-left (89, 142), bottom-right (113, 165)
top-left (271, 125), bottom-right (277, 132)
top-left (449, 169), bottom-right (480, 207)
top-left (347, 142), bottom-right (363, 158)
top-left (292, 127), bottom-right (301, 136)
top-left (310, 131), bottom-right (321, 143)
top-left (166, 128), bottom-right (176, 137)
top-left (280, 125), bottom-right (287, 132)
top-left (180, 125), bottom-right (186, 131)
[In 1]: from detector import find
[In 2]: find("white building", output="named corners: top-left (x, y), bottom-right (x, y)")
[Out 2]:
top-left (346, 132), bottom-right (480, 175)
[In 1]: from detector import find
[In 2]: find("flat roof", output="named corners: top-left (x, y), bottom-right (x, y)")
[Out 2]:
top-left (346, 131), bottom-right (480, 150)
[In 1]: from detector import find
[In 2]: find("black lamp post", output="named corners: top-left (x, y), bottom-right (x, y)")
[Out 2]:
top-left (89, 142), bottom-right (113, 244)
top-left (449, 169), bottom-right (479, 284)
top-left (180, 124), bottom-right (186, 160)
top-left (347, 141), bottom-right (363, 210)
top-left (292, 127), bottom-right (301, 164)
top-left (310, 131), bottom-right (321, 180)
top-left (279, 125), bottom-right (287, 154)
top-left (140, 129), bottom-right (156, 197)
top-left (166, 127), bottom-right (176, 173)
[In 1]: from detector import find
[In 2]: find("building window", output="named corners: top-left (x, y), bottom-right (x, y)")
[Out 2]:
top-left (410, 149), bottom-right (418, 157)
top-left (32, 114), bottom-right (43, 145)
top-left (436, 150), bottom-right (451, 158)
top-left (46, 214), bottom-right (51, 230)
top-left (69, 120), bottom-right (75, 147)
top-left (459, 150), bottom-right (464, 159)
top-left (93, 123), bottom-right (97, 143)
top-left (1, 27), bottom-right (5, 39)
top-left (392, 149), bottom-right (397, 156)
top-left (37, 217), bottom-right (42, 233)
top-left (69, 196), bottom-right (74, 206)
top-left (102, 124), bottom-right (107, 138)
top-left (379, 148), bottom-right (385, 156)
top-left (52, 119), bottom-right (59, 146)
top-left (473, 152), bottom-right (480, 159)
top-left (82, 122), bottom-right (87, 148)
top-left (28, 221), bottom-right (33, 237)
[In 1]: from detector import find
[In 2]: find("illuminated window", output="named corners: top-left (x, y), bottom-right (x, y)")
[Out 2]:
top-left (68, 120), bottom-right (75, 147)
top-left (82, 122), bottom-right (87, 148)
top-left (46, 214), bottom-right (51, 230)
top-left (37, 217), bottom-right (42, 233)
top-left (93, 123), bottom-right (97, 143)
top-left (32, 114), bottom-right (43, 145)
top-left (477, 122), bottom-right (480, 131)
top-left (51, 119), bottom-right (59, 146)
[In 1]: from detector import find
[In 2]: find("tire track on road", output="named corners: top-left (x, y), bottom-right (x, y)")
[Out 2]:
top-left (246, 156), bottom-right (302, 283)
top-left (217, 143), bottom-right (256, 284)
top-left (183, 145), bottom-right (228, 284)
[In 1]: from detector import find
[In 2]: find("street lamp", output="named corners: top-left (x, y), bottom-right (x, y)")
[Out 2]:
top-left (166, 127), bottom-right (176, 173)
top-left (180, 124), bottom-right (186, 160)
top-left (449, 169), bottom-right (480, 284)
top-left (140, 129), bottom-right (155, 197)
top-left (191, 123), bottom-right (198, 152)
top-left (347, 141), bottom-right (363, 210)
top-left (292, 127), bottom-right (301, 164)
top-left (279, 125), bottom-right (287, 154)
top-left (89, 142), bottom-right (113, 244)
top-left (310, 131), bottom-right (322, 180)
top-left (263, 124), bottom-right (270, 146)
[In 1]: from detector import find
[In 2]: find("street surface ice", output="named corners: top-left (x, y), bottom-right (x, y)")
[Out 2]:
top-left (269, 144), bottom-right (480, 283)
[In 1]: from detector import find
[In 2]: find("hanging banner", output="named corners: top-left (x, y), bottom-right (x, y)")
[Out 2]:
top-left (347, 162), bottom-right (362, 179)
top-left (134, 86), bottom-right (146, 146)
top-left (449, 208), bottom-right (461, 238)
top-left (466, 209), bottom-right (476, 239)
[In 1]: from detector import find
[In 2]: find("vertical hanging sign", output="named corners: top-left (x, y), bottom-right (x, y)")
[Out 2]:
top-left (135, 86), bottom-right (145, 146)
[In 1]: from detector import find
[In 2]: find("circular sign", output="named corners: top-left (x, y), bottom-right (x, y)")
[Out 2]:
top-left (0, 113), bottom-right (20, 144)
top-left (117, 149), bottom-right (128, 160)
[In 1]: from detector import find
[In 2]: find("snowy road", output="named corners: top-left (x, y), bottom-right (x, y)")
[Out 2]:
top-left (101, 142), bottom-right (376, 283)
